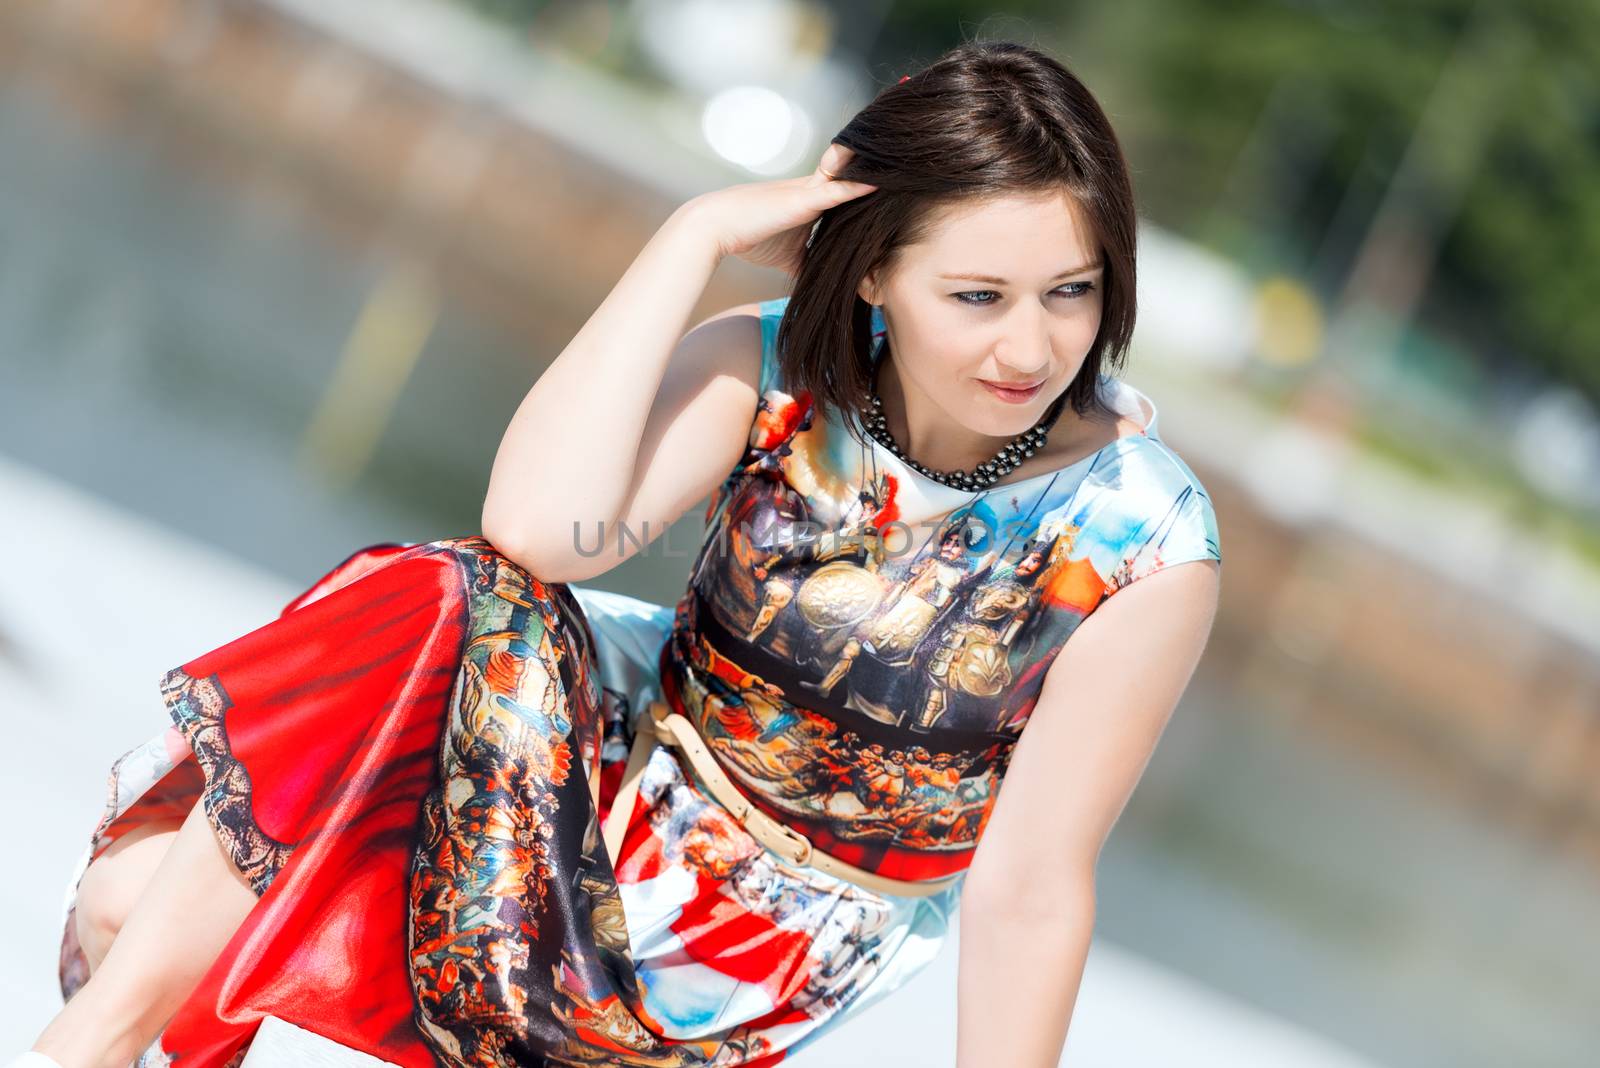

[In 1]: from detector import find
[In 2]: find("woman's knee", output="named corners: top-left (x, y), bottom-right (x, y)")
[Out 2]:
top-left (439, 536), bottom-right (604, 749)
top-left (73, 821), bottom-right (182, 966)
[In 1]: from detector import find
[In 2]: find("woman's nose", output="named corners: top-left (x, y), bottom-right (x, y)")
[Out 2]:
top-left (994, 326), bottom-right (1053, 377)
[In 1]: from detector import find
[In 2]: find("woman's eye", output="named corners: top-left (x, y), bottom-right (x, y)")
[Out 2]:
top-left (952, 282), bottom-right (1095, 306)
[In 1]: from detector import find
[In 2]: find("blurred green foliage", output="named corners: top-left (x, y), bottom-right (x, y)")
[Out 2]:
top-left (987, 0), bottom-right (1599, 403)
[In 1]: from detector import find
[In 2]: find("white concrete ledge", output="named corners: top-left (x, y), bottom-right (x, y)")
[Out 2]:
top-left (239, 1017), bottom-right (403, 1068)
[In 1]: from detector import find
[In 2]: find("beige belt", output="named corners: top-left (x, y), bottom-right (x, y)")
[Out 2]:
top-left (598, 700), bottom-right (964, 899)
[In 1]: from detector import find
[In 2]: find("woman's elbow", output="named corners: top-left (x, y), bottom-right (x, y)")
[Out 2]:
top-left (478, 519), bottom-right (596, 586)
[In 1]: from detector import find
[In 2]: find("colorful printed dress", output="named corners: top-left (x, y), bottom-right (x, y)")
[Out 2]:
top-left (56, 296), bottom-right (1221, 1066)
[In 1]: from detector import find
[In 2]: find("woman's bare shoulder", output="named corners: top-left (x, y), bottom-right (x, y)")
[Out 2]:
top-left (695, 301), bottom-right (765, 326)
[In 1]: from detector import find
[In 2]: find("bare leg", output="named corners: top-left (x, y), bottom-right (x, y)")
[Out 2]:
top-left (32, 796), bottom-right (258, 1068)
top-left (73, 819), bottom-right (183, 973)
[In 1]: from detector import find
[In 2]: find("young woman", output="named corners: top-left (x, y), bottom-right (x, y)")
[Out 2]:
top-left (17, 39), bottom-right (1221, 1068)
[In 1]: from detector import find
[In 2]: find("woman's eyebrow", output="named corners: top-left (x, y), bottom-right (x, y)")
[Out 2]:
top-left (937, 261), bottom-right (1104, 284)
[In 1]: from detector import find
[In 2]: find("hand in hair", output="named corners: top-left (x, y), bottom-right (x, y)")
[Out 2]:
top-left (684, 143), bottom-right (878, 276)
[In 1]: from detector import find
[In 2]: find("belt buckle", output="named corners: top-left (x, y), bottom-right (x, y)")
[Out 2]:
top-left (751, 809), bottom-right (813, 867)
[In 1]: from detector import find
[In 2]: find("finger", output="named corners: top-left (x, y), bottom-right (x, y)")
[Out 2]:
top-left (810, 142), bottom-right (858, 185)
top-left (817, 179), bottom-right (879, 205)
top-left (808, 145), bottom-right (839, 186)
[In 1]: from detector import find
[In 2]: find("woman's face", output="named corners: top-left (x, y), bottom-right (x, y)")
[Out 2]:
top-left (857, 189), bottom-right (1106, 441)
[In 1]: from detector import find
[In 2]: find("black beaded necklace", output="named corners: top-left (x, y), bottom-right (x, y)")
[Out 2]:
top-left (860, 334), bottom-right (1071, 492)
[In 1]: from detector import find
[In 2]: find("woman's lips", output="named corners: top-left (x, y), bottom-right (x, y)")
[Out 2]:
top-left (979, 379), bottom-right (1045, 403)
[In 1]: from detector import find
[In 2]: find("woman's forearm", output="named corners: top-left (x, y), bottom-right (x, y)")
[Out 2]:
top-left (955, 886), bottom-right (1095, 1067)
top-left (481, 200), bottom-right (725, 571)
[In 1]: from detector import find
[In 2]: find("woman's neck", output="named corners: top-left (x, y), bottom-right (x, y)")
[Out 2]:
top-left (873, 354), bottom-right (1003, 474)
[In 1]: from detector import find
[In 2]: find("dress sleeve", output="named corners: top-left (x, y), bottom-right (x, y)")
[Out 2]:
top-left (735, 297), bottom-right (809, 462)
top-left (755, 296), bottom-right (787, 396)
top-left (1105, 480), bottom-right (1222, 598)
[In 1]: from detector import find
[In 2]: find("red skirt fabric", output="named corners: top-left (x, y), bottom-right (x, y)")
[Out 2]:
top-left (57, 536), bottom-right (958, 1066)
top-left (64, 538), bottom-right (479, 1066)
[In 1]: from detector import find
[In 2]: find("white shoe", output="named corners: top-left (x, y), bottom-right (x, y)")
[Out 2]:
top-left (5, 1054), bottom-right (66, 1068)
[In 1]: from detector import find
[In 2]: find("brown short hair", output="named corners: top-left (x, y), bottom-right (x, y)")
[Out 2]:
top-left (777, 40), bottom-right (1138, 442)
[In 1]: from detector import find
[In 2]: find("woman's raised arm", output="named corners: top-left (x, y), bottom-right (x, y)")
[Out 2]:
top-left (480, 203), bottom-right (743, 583)
top-left (481, 144), bottom-right (876, 584)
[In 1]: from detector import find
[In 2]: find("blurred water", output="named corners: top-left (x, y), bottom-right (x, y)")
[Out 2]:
top-left (3, 45), bottom-right (1599, 1068)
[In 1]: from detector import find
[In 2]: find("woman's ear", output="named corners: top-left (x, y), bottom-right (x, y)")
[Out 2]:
top-left (856, 271), bottom-right (881, 306)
